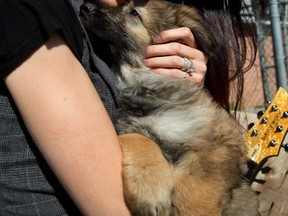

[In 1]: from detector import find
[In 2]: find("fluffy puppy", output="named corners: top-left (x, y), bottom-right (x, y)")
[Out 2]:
top-left (80, 0), bottom-right (259, 215)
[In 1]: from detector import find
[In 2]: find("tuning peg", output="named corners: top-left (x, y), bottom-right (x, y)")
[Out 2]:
top-left (269, 140), bottom-right (277, 147)
top-left (251, 130), bottom-right (259, 136)
top-left (247, 123), bottom-right (255, 130)
top-left (276, 125), bottom-right (284, 132)
top-left (261, 117), bottom-right (268, 124)
top-left (283, 111), bottom-right (288, 118)
top-left (271, 105), bottom-right (278, 112)
top-left (257, 110), bottom-right (265, 119)
top-left (282, 143), bottom-right (288, 153)
top-left (261, 166), bottom-right (272, 174)
top-left (265, 101), bottom-right (272, 108)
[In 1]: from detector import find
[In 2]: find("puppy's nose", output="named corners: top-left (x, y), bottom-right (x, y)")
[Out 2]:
top-left (80, 2), bottom-right (98, 16)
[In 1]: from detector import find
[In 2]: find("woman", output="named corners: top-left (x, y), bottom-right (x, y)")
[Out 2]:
top-left (147, 0), bottom-right (257, 113)
top-left (180, 0), bottom-right (257, 113)
top-left (0, 0), bottom-right (256, 215)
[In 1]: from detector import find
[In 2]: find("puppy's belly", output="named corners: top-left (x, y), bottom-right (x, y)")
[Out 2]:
top-left (129, 106), bottom-right (213, 144)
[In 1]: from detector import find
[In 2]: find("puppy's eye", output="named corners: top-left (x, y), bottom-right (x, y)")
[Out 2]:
top-left (130, 9), bottom-right (139, 17)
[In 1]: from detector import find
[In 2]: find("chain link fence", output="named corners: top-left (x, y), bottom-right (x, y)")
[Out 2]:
top-left (239, 0), bottom-right (288, 112)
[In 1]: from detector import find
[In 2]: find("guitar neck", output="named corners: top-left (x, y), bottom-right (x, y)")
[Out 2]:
top-left (246, 87), bottom-right (288, 165)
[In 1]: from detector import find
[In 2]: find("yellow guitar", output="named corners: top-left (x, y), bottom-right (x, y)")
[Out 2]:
top-left (245, 87), bottom-right (288, 180)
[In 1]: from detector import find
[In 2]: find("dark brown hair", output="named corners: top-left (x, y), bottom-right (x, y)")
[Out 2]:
top-left (171, 0), bottom-right (258, 114)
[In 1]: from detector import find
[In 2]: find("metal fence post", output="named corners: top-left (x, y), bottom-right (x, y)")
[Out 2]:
top-left (269, 0), bottom-right (288, 90)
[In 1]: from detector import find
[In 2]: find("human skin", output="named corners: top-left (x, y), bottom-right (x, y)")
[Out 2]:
top-left (5, 32), bottom-right (131, 216)
top-left (144, 27), bottom-right (208, 85)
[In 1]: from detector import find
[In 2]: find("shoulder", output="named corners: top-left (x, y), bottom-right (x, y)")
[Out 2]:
top-left (0, 0), bottom-right (83, 77)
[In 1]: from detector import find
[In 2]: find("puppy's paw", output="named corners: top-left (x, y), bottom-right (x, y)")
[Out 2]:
top-left (118, 133), bottom-right (173, 216)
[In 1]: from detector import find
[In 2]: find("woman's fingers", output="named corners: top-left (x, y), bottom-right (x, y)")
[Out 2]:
top-left (143, 56), bottom-right (206, 73)
top-left (153, 27), bottom-right (197, 48)
top-left (144, 27), bottom-right (208, 85)
top-left (145, 42), bottom-right (207, 62)
top-left (144, 56), bottom-right (207, 85)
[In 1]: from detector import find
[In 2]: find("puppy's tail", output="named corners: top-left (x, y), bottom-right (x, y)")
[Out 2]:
top-left (222, 182), bottom-right (259, 216)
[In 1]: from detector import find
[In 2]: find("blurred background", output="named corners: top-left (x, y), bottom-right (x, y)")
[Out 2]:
top-left (237, 0), bottom-right (288, 112)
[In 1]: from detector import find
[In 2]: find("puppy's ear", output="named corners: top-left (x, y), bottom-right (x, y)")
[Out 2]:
top-left (175, 4), bottom-right (214, 58)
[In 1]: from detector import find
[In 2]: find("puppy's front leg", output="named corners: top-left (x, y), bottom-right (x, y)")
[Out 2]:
top-left (172, 168), bottom-right (224, 216)
top-left (118, 133), bottom-right (173, 216)
top-left (172, 150), bottom-right (231, 216)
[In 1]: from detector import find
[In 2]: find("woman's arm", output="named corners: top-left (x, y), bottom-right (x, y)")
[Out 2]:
top-left (4, 32), bottom-right (130, 216)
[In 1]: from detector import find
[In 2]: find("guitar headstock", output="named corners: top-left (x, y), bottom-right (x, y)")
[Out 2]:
top-left (246, 87), bottom-right (288, 165)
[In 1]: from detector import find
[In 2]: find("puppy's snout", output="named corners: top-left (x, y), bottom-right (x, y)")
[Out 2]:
top-left (80, 2), bottom-right (98, 16)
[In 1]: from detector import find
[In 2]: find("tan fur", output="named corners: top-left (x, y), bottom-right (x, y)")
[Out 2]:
top-left (81, 1), bottom-right (259, 215)
top-left (119, 133), bottom-right (173, 215)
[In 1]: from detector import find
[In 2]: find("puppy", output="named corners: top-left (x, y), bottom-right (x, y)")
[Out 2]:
top-left (80, 0), bottom-right (259, 215)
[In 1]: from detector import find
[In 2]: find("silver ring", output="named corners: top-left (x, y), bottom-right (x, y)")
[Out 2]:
top-left (182, 57), bottom-right (195, 74)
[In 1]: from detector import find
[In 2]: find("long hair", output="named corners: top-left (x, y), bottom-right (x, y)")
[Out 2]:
top-left (171, 0), bottom-right (259, 114)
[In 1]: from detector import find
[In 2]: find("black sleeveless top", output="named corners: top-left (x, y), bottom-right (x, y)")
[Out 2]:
top-left (0, 0), bottom-right (118, 215)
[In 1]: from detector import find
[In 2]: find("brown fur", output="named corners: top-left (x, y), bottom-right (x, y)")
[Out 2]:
top-left (80, 0), bottom-right (259, 215)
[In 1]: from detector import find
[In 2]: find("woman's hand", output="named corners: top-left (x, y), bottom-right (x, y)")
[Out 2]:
top-left (143, 27), bottom-right (208, 85)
